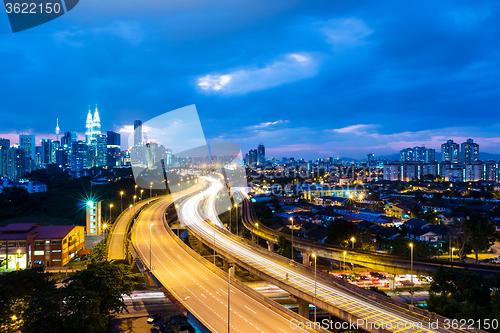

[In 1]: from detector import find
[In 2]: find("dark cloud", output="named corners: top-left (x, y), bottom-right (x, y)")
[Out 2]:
top-left (1, 0), bottom-right (500, 159)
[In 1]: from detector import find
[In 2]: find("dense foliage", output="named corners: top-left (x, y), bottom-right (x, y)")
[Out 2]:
top-left (428, 266), bottom-right (500, 332)
top-left (0, 261), bottom-right (140, 333)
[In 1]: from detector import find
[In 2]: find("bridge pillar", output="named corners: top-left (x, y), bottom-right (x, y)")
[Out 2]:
top-left (388, 273), bottom-right (395, 290)
top-left (297, 299), bottom-right (310, 319)
top-left (302, 252), bottom-right (310, 266)
top-left (267, 240), bottom-right (276, 252)
top-left (252, 232), bottom-right (257, 243)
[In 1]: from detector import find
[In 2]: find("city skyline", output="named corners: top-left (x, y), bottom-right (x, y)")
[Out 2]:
top-left (2, 1), bottom-right (500, 159)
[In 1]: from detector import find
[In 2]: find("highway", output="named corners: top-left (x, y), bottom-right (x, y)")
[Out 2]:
top-left (108, 200), bottom-right (153, 260)
top-left (131, 183), bottom-right (323, 333)
top-left (179, 176), bottom-right (480, 333)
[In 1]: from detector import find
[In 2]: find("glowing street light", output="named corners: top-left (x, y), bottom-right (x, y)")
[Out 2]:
top-left (140, 189), bottom-right (144, 200)
top-left (150, 182), bottom-right (153, 198)
top-left (350, 237), bottom-right (355, 249)
top-left (120, 191), bottom-right (124, 212)
top-left (451, 247), bottom-right (456, 262)
top-left (234, 203), bottom-right (238, 236)
top-left (409, 242), bottom-right (414, 306)
top-left (133, 195), bottom-right (137, 205)
top-left (109, 204), bottom-right (113, 223)
top-left (228, 207), bottom-right (232, 233)
top-left (134, 184), bottom-right (138, 197)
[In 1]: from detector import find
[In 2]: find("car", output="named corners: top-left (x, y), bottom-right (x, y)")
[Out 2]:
top-left (147, 313), bottom-right (162, 324)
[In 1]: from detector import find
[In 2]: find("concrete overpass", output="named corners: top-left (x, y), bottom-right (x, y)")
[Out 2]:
top-left (239, 197), bottom-right (500, 276)
top-left (179, 177), bottom-right (487, 333)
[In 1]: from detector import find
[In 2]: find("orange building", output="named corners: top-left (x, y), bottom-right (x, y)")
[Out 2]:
top-left (0, 223), bottom-right (85, 269)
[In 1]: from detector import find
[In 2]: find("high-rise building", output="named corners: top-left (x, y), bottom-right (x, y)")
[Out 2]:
top-left (40, 139), bottom-right (55, 166)
top-left (134, 120), bottom-right (143, 146)
top-left (461, 138), bottom-right (479, 165)
top-left (96, 134), bottom-right (108, 167)
top-left (0, 138), bottom-right (11, 149)
top-left (19, 135), bottom-right (36, 162)
top-left (247, 149), bottom-right (257, 166)
top-left (0, 147), bottom-right (7, 176)
top-left (424, 149), bottom-right (436, 163)
top-left (6, 148), bottom-right (26, 180)
top-left (85, 106), bottom-right (101, 145)
top-left (257, 143), bottom-right (265, 166)
top-left (55, 118), bottom-right (60, 142)
top-left (367, 153), bottom-right (375, 167)
top-left (441, 139), bottom-right (459, 163)
top-left (61, 131), bottom-right (78, 148)
top-left (106, 131), bottom-right (121, 168)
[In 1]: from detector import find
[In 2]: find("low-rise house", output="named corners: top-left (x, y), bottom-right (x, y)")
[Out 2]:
top-left (0, 179), bottom-right (47, 194)
top-left (277, 196), bottom-right (296, 204)
top-left (317, 210), bottom-right (343, 222)
top-left (406, 229), bottom-right (441, 242)
top-left (306, 228), bottom-right (329, 243)
top-left (385, 203), bottom-right (417, 219)
top-left (372, 226), bottom-right (400, 240)
top-left (404, 218), bottom-right (432, 229)
top-left (437, 212), bottom-right (465, 225)
top-left (420, 202), bottom-right (449, 214)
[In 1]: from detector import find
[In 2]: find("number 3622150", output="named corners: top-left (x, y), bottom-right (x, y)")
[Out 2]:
top-left (5, 3), bottom-right (62, 14)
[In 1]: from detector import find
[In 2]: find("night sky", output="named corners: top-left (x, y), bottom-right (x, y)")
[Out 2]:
top-left (1, 0), bottom-right (500, 159)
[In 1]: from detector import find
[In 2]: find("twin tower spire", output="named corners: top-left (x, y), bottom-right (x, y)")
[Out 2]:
top-left (85, 105), bottom-right (101, 144)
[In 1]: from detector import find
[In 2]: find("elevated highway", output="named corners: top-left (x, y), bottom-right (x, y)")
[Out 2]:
top-left (131, 190), bottom-right (325, 333)
top-left (179, 177), bottom-right (486, 333)
top-left (239, 195), bottom-right (500, 276)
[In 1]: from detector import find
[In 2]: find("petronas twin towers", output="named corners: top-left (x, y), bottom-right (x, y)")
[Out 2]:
top-left (85, 106), bottom-right (101, 145)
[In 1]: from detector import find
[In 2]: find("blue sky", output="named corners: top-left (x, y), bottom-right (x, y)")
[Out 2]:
top-left (1, 0), bottom-right (500, 159)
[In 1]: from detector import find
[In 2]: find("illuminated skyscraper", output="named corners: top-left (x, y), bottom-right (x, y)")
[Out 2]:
top-left (461, 138), bottom-right (479, 165)
top-left (441, 139), bottom-right (459, 163)
top-left (85, 106), bottom-right (101, 145)
top-left (257, 143), bottom-right (265, 166)
top-left (134, 120), bottom-right (143, 146)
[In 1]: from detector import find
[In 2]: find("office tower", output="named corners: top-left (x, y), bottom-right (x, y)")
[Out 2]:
top-left (6, 148), bottom-right (26, 180)
top-left (441, 139), bottom-right (459, 163)
top-left (72, 141), bottom-right (90, 169)
top-left (40, 139), bottom-right (55, 166)
top-left (96, 134), bottom-right (107, 167)
top-left (19, 135), bottom-right (36, 162)
top-left (257, 143), bottom-right (265, 166)
top-left (106, 131), bottom-right (121, 168)
top-left (165, 149), bottom-right (172, 167)
top-left (282, 157), bottom-right (288, 165)
top-left (461, 138), bottom-right (479, 165)
top-left (62, 131), bottom-right (78, 148)
top-left (0, 138), bottom-right (11, 149)
top-left (134, 120), bottom-right (143, 146)
top-left (367, 153), bottom-right (375, 167)
top-left (248, 149), bottom-right (257, 166)
top-left (85, 106), bottom-right (101, 144)
top-left (0, 147), bottom-right (6, 176)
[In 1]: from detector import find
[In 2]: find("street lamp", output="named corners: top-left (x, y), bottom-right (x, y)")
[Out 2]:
top-left (140, 189), bottom-right (144, 200)
top-left (228, 207), bottom-right (231, 233)
top-left (109, 204), bottom-right (113, 223)
top-left (409, 242), bottom-right (414, 306)
top-left (451, 247), bottom-right (456, 262)
top-left (133, 195), bottom-right (137, 205)
top-left (103, 223), bottom-right (108, 239)
top-left (234, 203), bottom-right (238, 236)
top-left (135, 184), bottom-right (138, 197)
top-left (150, 223), bottom-right (154, 271)
top-left (350, 237), bottom-right (355, 249)
top-left (120, 191), bottom-right (124, 212)
top-left (150, 182), bottom-right (153, 198)
top-left (312, 253), bottom-right (317, 323)
top-left (289, 217), bottom-right (294, 260)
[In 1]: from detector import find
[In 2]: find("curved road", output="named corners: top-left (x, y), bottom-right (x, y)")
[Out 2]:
top-left (132, 185), bottom-right (322, 333)
top-left (179, 177), bottom-right (480, 333)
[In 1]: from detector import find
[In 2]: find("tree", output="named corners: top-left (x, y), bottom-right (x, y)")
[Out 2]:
top-left (325, 219), bottom-right (357, 247)
top-left (276, 235), bottom-right (292, 259)
top-left (90, 238), bottom-right (107, 262)
top-left (0, 268), bottom-right (52, 333)
top-left (410, 205), bottom-right (423, 219)
top-left (464, 213), bottom-right (496, 264)
top-left (68, 261), bottom-right (140, 315)
top-left (428, 267), bottom-right (496, 326)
